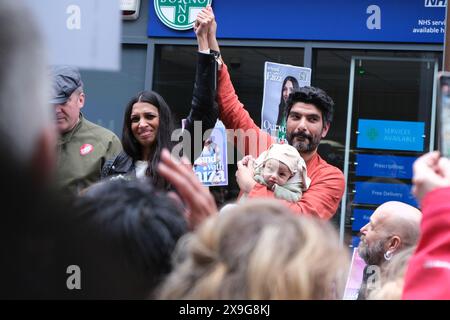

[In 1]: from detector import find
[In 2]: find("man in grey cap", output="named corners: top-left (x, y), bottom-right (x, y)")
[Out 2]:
top-left (51, 65), bottom-right (122, 194)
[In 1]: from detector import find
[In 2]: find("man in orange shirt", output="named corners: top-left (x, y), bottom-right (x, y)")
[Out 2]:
top-left (197, 6), bottom-right (344, 219)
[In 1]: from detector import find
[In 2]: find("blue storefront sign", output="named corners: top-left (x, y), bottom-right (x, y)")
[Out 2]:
top-left (355, 154), bottom-right (416, 179)
top-left (354, 182), bottom-right (418, 207)
top-left (352, 209), bottom-right (374, 231)
top-left (148, 0), bottom-right (445, 44)
top-left (356, 119), bottom-right (425, 152)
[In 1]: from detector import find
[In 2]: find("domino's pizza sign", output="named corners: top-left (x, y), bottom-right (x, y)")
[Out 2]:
top-left (154, 0), bottom-right (212, 30)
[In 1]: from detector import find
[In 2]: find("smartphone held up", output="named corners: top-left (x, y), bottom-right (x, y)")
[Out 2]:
top-left (437, 72), bottom-right (450, 158)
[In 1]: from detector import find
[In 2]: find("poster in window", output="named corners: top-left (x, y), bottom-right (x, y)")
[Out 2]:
top-left (193, 120), bottom-right (228, 186)
top-left (261, 62), bottom-right (311, 143)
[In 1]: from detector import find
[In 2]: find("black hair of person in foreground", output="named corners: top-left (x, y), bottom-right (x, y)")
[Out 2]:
top-left (72, 179), bottom-right (188, 298)
top-left (0, 152), bottom-right (188, 299)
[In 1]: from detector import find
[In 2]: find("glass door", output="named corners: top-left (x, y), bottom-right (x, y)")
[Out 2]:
top-left (340, 56), bottom-right (438, 247)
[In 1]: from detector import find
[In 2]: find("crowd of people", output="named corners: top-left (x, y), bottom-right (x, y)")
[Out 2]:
top-left (2, 1), bottom-right (450, 300)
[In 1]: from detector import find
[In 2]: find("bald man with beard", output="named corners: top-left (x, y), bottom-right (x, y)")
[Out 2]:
top-left (356, 201), bottom-right (422, 299)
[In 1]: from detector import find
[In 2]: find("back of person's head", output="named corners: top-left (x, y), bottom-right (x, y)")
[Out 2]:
top-left (158, 199), bottom-right (349, 300)
top-left (122, 90), bottom-right (175, 189)
top-left (384, 203), bottom-right (421, 250)
top-left (368, 247), bottom-right (415, 300)
top-left (1, 174), bottom-right (187, 299)
top-left (286, 87), bottom-right (334, 125)
top-left (377, 201), bottom-right (421, 256)
top-left (70, 179), bottom-right (188, 298)
top-left (0, 1), bottom-right (52, 167)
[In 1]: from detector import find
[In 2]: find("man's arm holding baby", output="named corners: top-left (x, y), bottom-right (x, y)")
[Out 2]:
top-left (236, 159), bottom-right (344, 220)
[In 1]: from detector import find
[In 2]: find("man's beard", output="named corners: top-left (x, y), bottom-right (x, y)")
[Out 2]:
top-left (358, 237), bottom-right (386, 266)
top-left (286, 131), bottom-right (321, 153)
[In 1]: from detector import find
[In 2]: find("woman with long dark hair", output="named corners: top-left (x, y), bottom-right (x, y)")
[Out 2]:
top-left (101, 91), bottom-right (176, 189)
top-left (276, 76), bottom-right (299, 127)
top-left (101, 14), bottom-right (219, 190)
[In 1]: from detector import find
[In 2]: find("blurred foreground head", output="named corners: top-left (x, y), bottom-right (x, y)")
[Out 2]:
top-left (0, 1), bottom-right (54, 181)
top-left (1, 177), bottom-right (188, 299)
top-left (158, 199), bottom-right (350, 300)
top-left (71, 179), bottom-right (188, 299)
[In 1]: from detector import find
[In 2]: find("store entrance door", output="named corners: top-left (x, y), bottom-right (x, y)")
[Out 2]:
top-left (340, 56), bottom-right (438, 246)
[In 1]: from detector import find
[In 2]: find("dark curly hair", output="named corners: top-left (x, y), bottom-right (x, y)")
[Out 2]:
top-left (285, 86), bottom-right (335, 126)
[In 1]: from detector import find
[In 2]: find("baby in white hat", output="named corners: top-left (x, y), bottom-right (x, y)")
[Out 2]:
top-left (244, 143), bottom-right (310, 202)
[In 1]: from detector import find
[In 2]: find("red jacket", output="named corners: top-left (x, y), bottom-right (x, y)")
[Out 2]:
top-left (217, 64), bottom-right (345, 220)
top-left (402, 186), bottom-right (450, 299)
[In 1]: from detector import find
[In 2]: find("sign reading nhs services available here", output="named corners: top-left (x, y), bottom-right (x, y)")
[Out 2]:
top-left (148, 0), bottom-right (446, 43)
top-left (154, 0), bottom-right (212, 31)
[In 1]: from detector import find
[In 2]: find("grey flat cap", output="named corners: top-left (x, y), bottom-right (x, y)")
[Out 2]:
top-left (50, 65), bottom-right (83, 104)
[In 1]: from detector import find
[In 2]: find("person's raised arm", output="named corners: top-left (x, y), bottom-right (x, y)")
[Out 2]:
top-left (206, 6), bottom-right (221, 62)
top-left (204, 6), bottom-right (272, 157)
top-left (182, 9), bottom-right (219, 161)
top-left (403, 152), bottom-right (450, 299)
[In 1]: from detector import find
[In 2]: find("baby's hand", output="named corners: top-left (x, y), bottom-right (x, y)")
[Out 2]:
top-left (236, 159), bottom-right (256, 193)
top-left (241, 155), bottom-right (255, 167)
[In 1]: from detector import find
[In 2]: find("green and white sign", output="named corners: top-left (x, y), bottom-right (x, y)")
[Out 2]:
top-left (154, 0), bottom-right (212, 31)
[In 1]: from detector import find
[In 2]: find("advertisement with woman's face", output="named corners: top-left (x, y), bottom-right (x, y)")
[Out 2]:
top-left (261, 62), bottom-right (311, 142)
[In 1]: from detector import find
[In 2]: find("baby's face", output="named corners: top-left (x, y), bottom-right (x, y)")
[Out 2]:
top-left (261, 159), bottom-right (292, 188)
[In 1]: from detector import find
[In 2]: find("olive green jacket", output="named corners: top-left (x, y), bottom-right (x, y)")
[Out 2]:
top-left (56, 114), bottom-right (122, 194)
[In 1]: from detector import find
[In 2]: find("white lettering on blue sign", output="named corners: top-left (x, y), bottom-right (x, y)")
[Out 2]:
top-left (425, 0), bottom-right (447, 8)
top-left (366, 5), bottom-right (381, 30)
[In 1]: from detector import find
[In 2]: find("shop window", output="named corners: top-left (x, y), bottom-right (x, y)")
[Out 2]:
top-left (312, 49), bottom-right (442, 245)
top-left (154, 45), bottom-right (304, 206)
